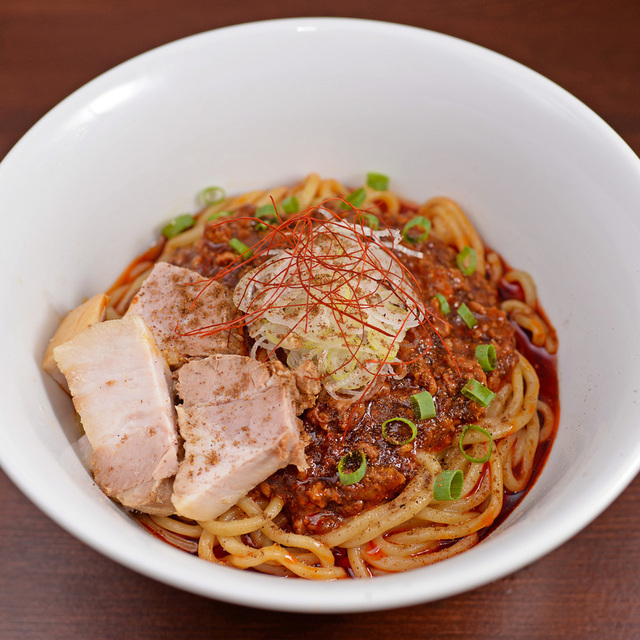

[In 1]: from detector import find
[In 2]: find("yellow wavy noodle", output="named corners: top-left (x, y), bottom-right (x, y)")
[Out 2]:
top-left (162, 223), bottom-right (204, 251)
top-left (137, 513), bottom-right (199, 553)
top-left (373, 534), bottom-right (440, 558)
top-left (504, 270), bottom-right (537, 308)
top-left (196, 529), bottom-right (219, 563)
top-left (198, 496), bottom-right (345, 579)
top-left (418, 196), bottom-right (485, 273)
top-left (370, 190), bottom-right (401, 216)
top-left (389, 451), bottom-right (504, 544)
top-left (469, 353), bottom-right (539, 441)
top-left (347, 546), bottom-right (372, 578)
top-left (254, 186), bottom-right (289, 208)
top-left (293, 172), bottom-right (322, 208)
top-left (149, 514), bottom-right (203, 538)
top-left (501, 299), bottom-right (558, 354)
top-left (537, 400), bottom-right (555, 443)
top-left (316, 178), bottom-right (349, 201)
top-left (315, 453), bottom-right (439, 549)
top-left (486, 251), bottom-right (504, 284)
top-left (107, 260), bottom-right (155, 318)
top-left (360, 532), bottom-right (479, 572)
top-left (218, 533), bottom-right (345, 580)
top-left (498, 409), bottom-right (540, 493)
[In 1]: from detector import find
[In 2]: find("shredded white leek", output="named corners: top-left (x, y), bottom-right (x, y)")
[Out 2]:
top-left (233, 218), bottom-right (425, 399)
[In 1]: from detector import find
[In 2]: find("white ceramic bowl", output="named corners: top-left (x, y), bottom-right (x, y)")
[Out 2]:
top-left (2, 18), bottom-right (640, 613)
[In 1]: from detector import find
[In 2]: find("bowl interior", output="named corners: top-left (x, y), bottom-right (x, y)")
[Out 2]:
top-left (2, 18), bottom-right (640, 612)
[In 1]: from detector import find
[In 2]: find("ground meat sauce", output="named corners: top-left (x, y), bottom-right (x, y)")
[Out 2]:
top-left (170, 204), bottom-right (272, 289)
top-left (167, 202), bottom-right (521, 536)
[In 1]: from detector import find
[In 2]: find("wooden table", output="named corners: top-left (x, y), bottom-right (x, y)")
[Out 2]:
top-left (2, 1), bottom-right (639, 638)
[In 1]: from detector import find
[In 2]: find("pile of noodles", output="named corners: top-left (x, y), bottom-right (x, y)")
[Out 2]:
top-left (103, 173), bottom-right (558, 579)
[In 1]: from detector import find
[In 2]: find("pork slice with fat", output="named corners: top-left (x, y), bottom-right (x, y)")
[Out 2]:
top-left (171, 354), bottom-right (317, 521)
top-left (42, 293), bottom-right (109, 393)
top-left (53, 315), bottom-right (179, 515)
top-left (115, 477), bottom-right (175, 516)
top-left (175, 354), bottom-right (321, 412)
top-left (125, 262), bottom-right (243, 366)
top-left (172, 385), bottom-right (306, 521)
top-left (175, 354), bottom-right (272, 408)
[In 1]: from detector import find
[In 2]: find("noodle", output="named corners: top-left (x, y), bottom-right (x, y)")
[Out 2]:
top-left (61, 173), bottom-right (559, 579)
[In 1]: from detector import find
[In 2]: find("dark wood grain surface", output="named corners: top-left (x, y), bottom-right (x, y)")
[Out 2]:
top-left (1, 1), bottom-right (639, 638)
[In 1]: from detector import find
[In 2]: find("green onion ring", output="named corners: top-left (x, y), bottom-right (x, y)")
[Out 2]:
top-left (459, 424), bottom-right (494, 463)
top-left (433, 469), bottom-right (464, 500)
top-left (456, 246), bottom-right (477, 276)
top-left (381, 417), bottom-right (417, 446)
top-left (201, 186), bottom-right (226, 206)
top-left (475, 344), bottom-right (497, 372)
top-left (401, 216), bottom-right (431, 244)
top-left (410, 391), bottom-right (436, 420)
top-left (338, 450), bottom-right (367, 485)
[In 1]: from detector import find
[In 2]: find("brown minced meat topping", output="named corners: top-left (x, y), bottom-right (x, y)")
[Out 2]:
top-left (167, 202), bottom-right (518, 535)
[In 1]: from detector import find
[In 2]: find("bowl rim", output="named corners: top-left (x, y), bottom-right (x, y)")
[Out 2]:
top-left (2, 16), bottom-right (640, 613)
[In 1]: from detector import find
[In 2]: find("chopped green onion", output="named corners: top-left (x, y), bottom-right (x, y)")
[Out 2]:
top-left (228, 237), bottom-right (252, 259)
top-left (207, 210), bottom-right (232, 221)
top-left (456, 246), bottom-right (477, 276)
top-left (256, 203), bottom-right (276, 218)
top-left (433, 293), bottom-right (450, 315)
top-left (410, 391), bottom-right (436, 420)
top-left (475, 344), bottom-right (497, 372)
top-left (457, 303), bottom-right (477, 329)
top-left (401, 216), bottom-right (431, 244)
top-left (366, 172), bottom-right (389, 191)
top-left (281, 195), bottom-right (300, 214)
top-left (459, 424), bottom-right (494, 463)
top-left (461, 379), bottom-right (495, 407)
top-left (201, 186), bottom-right (226, 206)
top-left (161, 213), bottom-right (195, 239)
top-left (356, 212), bottom-right (379, 230)
top-left (381, 417), bottom-right (417, 446)
top-left (341, 187), bottom-right (367, 209)
top-left (433, 469), bottom-right (464, 501)
top-left (254, 203), bottom-right (279, 230)
top-left (255, 203), bottom-right (278, 220)
top-left (338, 450), bottom-right (367, 485)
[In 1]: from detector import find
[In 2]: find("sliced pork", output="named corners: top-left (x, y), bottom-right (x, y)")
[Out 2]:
top-left (53, 315), bottom-right (179, 515)
top-left (42, 293), bottom-right (109, 392)
top-left (116, 477), bottom-right (175, 516)
top-left (172, 355), bottom-right (320, 521)
top-left (125, 262), bottom-right (242, 367)
top-left (175, 354), bottom-right (321, 414)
